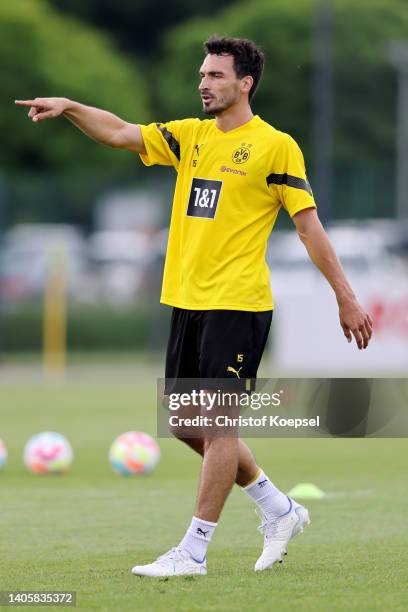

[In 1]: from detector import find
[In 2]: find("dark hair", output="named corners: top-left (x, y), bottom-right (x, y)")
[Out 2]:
top-left (204, 35), bottom-right (265, 101)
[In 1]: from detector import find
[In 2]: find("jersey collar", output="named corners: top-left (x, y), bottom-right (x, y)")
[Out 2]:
top-left (213, 115), bottom-right (261, 135)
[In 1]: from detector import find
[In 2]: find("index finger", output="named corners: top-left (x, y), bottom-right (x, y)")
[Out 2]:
top-left (364, 317), bottom-right (372, 339)
top-left (15, 100), bottom-right (38, 107)
top-left (359, 324), bottom-right (370, 349)
top-left (352, 327), bottom-right (363, 350)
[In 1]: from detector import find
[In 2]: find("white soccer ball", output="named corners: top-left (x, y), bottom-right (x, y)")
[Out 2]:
top-left (0, 439), bottom-right (7, 470)
top-left (109, 431), bottom-right (160, 475)
top-left (24, 432), bottom-right (73, 474)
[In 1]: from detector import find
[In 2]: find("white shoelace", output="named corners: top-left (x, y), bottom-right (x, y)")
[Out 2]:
top-left (156, 547), bottom-right (188, 565)
top-left (256, 509), bottom-right (292, 542)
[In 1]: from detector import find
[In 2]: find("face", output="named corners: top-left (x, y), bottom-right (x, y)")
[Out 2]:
top-left (198, 54), bottom-right (251, 115)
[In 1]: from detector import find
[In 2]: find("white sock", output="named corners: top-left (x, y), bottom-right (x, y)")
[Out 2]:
top-left (241, 469), bottom-right (290, 519)
top-left (179, 516), bottom-right (217, 563)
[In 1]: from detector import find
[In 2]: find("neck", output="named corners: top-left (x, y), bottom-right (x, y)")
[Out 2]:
top-left (215, 104), bottom-right (254, 133)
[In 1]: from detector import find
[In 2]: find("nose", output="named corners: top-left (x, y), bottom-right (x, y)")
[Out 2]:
top-left (199, 76), bottom-right (209, 92)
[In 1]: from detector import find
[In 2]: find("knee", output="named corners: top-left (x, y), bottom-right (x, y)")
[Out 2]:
top-left (168, 421), bottom-right (187, 441)
top-left (168, 425), bottom-right (204, 454)
top-left (203, 436), bottom-right (238, 452)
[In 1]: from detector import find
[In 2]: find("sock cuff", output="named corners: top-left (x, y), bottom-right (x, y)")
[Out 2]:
top-left (193, 516), bottom-right (218, 527)
top-left (241, 468), bottom-right (264, 491)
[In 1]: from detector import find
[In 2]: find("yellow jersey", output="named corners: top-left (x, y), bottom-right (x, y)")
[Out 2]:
top-left (139, 115), bottom-right (316, 311)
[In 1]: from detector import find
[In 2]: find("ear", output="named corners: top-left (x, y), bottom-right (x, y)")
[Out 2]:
top-left (241, 75), bottom-right (253, 95)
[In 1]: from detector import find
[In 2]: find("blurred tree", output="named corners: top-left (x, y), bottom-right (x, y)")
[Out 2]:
top-left (1, 0), bottom-right (149, 173)
top-left (49, 0), bottom-right (236, 57)
top-left (156, 0), bottom-right (407, 168)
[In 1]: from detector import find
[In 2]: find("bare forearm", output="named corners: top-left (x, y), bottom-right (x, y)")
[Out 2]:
top-left (63, 99), bottom-right (128, 148)
top-left (298, 221), bottom-right (355, 305)
top-left (293, 208), bottom-right (372, 349)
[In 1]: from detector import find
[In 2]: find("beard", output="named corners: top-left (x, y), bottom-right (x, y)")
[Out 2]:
top-left (202, 93), bottom-right (238, 115)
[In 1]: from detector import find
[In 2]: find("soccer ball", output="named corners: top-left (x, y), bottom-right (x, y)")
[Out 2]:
top-left (0, 439), bottom-right (7, 470)
top-left (24, 432), bottom-right (73, 474)
top-left (109, 431), bottom-right (160, 475)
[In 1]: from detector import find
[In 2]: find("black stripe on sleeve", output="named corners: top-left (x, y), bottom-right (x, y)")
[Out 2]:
top-left (156, 123), bottom-right (180, 161)
top-left (266, 173), bottom-right (313, 196)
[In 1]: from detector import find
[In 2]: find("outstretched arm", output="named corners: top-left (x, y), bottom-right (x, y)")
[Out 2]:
top-left (292, 208), bottom-right (373, 350)
top-left (15, 97), bottom-right (146, 154)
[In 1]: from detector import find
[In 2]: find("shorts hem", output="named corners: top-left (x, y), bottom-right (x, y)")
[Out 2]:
top-left (161, 298), bottom-right (274, 312)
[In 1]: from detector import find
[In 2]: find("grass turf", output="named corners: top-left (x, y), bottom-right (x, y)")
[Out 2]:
top-left (0, 381), bottom-right (407, 611)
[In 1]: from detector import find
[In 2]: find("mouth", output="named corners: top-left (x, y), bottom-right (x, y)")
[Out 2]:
top-left (201, 94), bottom-right (214, 103)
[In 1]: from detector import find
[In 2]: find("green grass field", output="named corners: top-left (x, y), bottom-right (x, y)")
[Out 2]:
top-left (1, 378), bottom-right (407, 611)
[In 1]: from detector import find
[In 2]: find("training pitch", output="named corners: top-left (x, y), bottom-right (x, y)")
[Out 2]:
top-left (1, 379), bottom-right (407, 611)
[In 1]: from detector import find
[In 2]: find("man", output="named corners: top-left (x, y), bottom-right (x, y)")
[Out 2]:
top-left (16, 36), bottom-right (372, 577)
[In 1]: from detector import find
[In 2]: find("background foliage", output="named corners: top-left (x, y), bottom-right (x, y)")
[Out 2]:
top-left (1, 0), bottom-right (407, 220)
top-left (1, 0), bottom-right (148, 174)
top-left (157, 0), bottom-right (407, 166)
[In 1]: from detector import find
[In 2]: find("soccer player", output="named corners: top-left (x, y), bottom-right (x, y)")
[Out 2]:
top-left (15, 36), bottom-right (372, 577)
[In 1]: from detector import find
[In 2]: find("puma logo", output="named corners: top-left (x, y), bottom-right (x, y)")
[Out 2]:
top-left (258, 479), bottom-right (268, 488)
top-left (197, 527), bottom-right (209, 537)
top-left (227, 366), bottom-right (243, 378)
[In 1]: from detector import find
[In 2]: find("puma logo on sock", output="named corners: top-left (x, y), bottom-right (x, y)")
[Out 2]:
top-left (196, 527), bottom-right (209, 537)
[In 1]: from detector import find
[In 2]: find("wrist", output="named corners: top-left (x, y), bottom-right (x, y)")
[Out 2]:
top-left (62, 98), bottom-right (76, 114)
top-left (336, 289), bottom-right (356, 307)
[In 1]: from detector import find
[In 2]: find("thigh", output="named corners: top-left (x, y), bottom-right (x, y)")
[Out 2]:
top-left (165, 308), bottom-right (200, 393)
top-left (199, 310), bottom-right (272, 381)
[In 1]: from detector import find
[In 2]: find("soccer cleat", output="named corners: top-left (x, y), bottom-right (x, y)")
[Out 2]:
top-left (254, 497), bottom-right (310, 571)
top-left (131, 547), bottom-right (207, 577)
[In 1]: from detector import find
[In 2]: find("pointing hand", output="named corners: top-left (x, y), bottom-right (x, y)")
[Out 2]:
top-left (15, 97), bottom-right (69, 122)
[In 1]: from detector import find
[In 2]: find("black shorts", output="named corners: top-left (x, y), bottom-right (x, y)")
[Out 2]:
top-left (165, 308), bottom-right (272, 392)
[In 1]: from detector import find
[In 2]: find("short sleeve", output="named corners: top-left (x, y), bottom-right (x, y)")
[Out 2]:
top-left (267, 134), bottom-right (316, 218)
top-left (139, 120), bottom-right (183, 170)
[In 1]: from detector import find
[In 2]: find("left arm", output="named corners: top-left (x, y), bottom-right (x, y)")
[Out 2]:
top-left (292, 208), bottom-right (373, 350)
